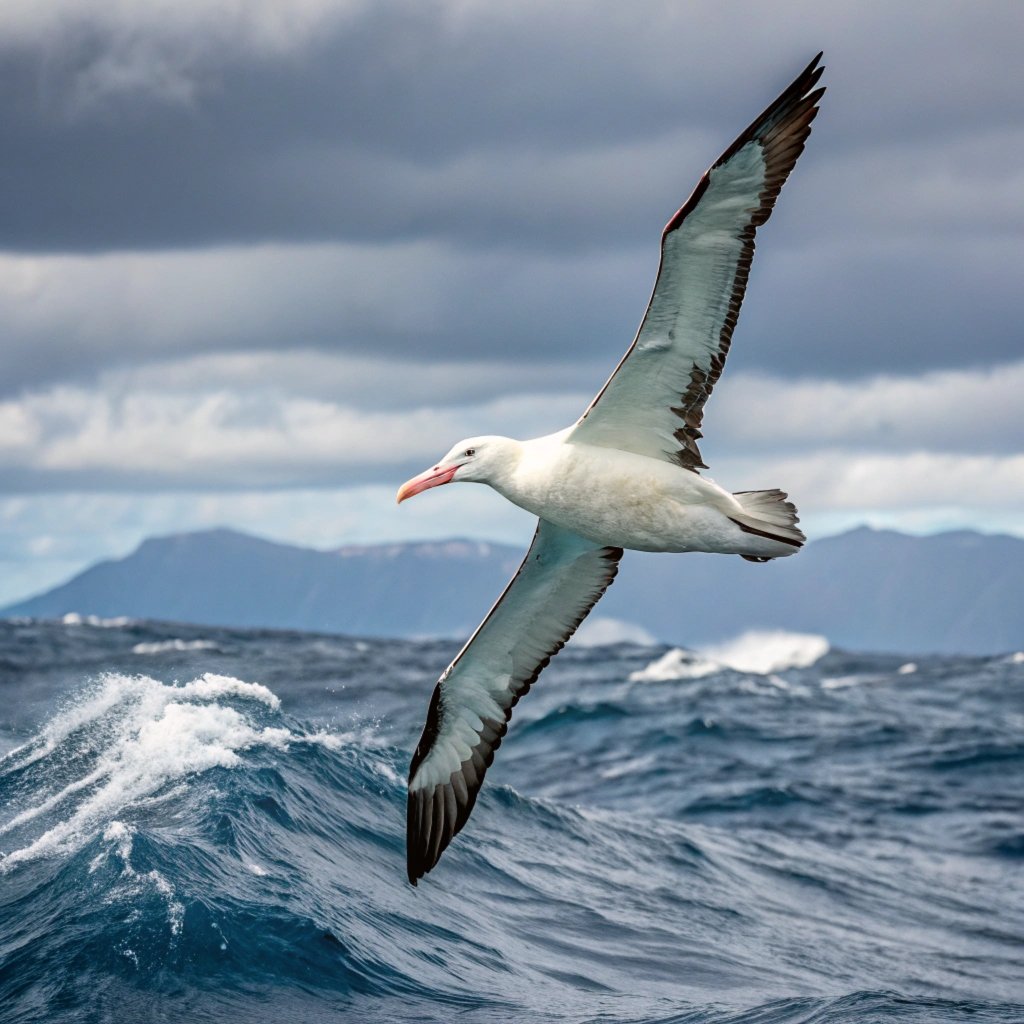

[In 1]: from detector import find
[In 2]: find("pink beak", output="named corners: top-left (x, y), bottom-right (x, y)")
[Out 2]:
top-left (396, 464), bottom-right (459, 504)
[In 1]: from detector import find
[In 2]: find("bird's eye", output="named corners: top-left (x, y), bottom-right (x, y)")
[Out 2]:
top-left (464, 448), bottom-right (476, 457)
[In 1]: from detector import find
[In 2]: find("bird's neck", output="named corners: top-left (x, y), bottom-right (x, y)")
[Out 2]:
top-left (480, 437), bottom-right (525, 496)
top-left (484, 431), bottom-right (568, 511)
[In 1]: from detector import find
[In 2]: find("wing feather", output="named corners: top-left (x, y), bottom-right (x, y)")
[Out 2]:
top-left (406, 521), bottom-right (622, 884)
top-left (571, 53), bottom-right (825, 470)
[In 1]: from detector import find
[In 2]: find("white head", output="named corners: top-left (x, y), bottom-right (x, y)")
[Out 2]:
top-left (396, 436), bottom-right (520, 503)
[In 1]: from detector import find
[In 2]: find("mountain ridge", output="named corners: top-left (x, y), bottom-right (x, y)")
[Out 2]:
top-left (4, 526), bottom-right (1022, 655)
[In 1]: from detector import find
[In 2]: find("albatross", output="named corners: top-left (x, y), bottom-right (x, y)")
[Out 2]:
top-left (397, 53), bottom-right (826, 884)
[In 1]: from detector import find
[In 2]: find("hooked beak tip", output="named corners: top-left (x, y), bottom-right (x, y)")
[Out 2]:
top-left (396, 465), bottom-right (457, 505)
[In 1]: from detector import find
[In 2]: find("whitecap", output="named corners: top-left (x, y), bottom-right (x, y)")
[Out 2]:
top-left (374, 760), bottom-right (404, 787)
top-left (821, 673), bottom-right (894, 690)
top-left (61, 613), bottom-right (134, 628)
top-left (0, 671), bottom-right (289, 871)
top-left (629, 648), bottom-right (720, 682)
top-left (597, 753), bottom-right (657, 781)
top-left (631, 630), bottom-right (829, 681)
top-left (132, 639), bottom-right (218, 655)
top-left (176, 673), bottom-right (280, 709)
top-left (696, 631), bottom-right (829, 674)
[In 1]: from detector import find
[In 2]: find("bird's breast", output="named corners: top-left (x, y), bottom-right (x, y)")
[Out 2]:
top-left (497, 442), bottom-right (718, 551)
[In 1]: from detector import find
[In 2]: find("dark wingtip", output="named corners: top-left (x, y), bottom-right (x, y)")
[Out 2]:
top-left (663, 52), bottom-right (826, 238)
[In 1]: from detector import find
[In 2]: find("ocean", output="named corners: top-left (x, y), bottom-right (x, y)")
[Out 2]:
top-left (1, 617), bottom-right (1022, 1023)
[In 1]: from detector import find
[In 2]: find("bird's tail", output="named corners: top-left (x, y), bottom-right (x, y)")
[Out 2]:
top-left (729, 489), bottom-right (806, 559)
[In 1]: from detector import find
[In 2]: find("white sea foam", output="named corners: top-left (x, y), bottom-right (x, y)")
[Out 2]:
top-left (299, 730), bottom-right (347, 750)
top-left (598, 753), bottom-right (657, 781)
top-left (132, 639), bottom-right (219, 655)
top-left (821, 674), bottom-right (870, 690)
top-left (823, 661), bottom-right (924, 690)
top-left (821, 672), bottom-right (898, 690)
top-left (94, 821), bottom-right (184, 935)
top-left (176, 673), bottom-right (280, 709)
top-left (631, 630), bottom-right (829, 681)
top-left (629, 648), bottom-right (720, 682)
top-left (698, 631), bottom-right (829, 674)
top-left (61, 613), bottom-right (134, 628)
top-left (373, 759), bottom-right (404, 787)
top-left (0, 672), bottom-right (291, 870)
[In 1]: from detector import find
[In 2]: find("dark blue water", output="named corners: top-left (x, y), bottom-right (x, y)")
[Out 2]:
top-left (1, 617), bottom-right (1022, 1023)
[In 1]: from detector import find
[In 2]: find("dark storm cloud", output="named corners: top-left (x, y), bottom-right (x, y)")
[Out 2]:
top-left (0, 242), bottom-right (642, 396)
top-left (0, 0), bottom-right (1020, 397)
top-left (1, 2), bottom-right (1020, 253)
top-left (0, 226), bottom-right (1018, 401)
top-left (3, 1), bottom-right (1023, 602)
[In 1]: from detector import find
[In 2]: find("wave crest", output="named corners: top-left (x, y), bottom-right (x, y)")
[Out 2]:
top-left (632, 630), bottom-right (829, 681)
top-left (0, 672), bottom-right (294, 870)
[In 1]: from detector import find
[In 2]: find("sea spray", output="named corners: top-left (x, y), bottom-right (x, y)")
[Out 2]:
top-left (1, 620), bottom-right (1021, 1023)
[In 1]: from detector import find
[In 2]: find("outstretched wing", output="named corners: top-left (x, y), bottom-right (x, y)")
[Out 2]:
top-left (406, 521), bottom-right (623, 884)
top-left (570, 53), bottom-right (825, 471)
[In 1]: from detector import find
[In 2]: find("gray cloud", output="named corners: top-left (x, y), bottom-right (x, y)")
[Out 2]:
top-left (0, 242), bottom-right (639, 395)
top-left (0, 2), bottom-right (1021, 252)
top-left (1, 224), bottom-right (1018, 401)
top-left (1, 0), bottom-right (1022, 601)
top-left (2, 358), bottom-right (1023, 494)
top-left (0, 1), bottom-right (1019, 397)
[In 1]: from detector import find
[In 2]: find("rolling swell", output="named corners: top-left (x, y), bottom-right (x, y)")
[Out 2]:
top-left (1, 621), bottom-right (1023, 1023)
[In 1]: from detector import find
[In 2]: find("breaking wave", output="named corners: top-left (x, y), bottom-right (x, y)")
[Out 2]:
top-left (631, 629), bottom-right (830, 680)
top-left (131, 639), bottom-right (220, 655)
top-left (1, 620), bottom-right (1021, 1023)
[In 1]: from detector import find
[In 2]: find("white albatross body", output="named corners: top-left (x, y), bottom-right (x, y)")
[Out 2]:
top-left (475, 431), bottom-right (798, 559)
top-left (397, 54), bottom-right (826, 884)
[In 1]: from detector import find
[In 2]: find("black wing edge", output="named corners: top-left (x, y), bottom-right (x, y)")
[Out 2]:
top-left (576, 53), bottom-right (825, 473)
top-left (664, 52), bottom-right (826, 471)
top-left (406, 545), bottom-right (623, 885)
top-left (664, 51), bottom-right (825, 235)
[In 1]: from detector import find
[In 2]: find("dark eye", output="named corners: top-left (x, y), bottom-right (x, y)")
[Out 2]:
top-left (464, 448), bottom-right (476, 457)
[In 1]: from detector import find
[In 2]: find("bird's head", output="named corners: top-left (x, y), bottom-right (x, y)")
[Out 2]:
top-left (396, 436), bottom-right (519, 503)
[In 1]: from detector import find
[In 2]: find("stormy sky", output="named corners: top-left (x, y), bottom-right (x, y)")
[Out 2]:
top-left (1, 0), bottom-right (1022, 603)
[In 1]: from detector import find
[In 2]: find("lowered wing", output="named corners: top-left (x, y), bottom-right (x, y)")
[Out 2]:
top-left (570, 53), bottom-right (825, 471)
top-left (406, 521), bottom-right (622, 884)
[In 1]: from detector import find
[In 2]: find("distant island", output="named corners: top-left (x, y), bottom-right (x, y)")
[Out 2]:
top-left (3, 526), bottom-right (1022, 655)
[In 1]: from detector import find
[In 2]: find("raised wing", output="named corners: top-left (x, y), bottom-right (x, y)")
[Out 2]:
top-left (406, 521), bottom-right (622, 884)
top-left (571, 53), bottom-right (825, 471)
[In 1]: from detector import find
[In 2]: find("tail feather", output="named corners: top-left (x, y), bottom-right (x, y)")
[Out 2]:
top-left (729, 489), bottom-right (805, 550)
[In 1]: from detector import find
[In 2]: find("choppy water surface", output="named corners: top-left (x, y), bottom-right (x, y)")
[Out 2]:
top-left (1, 618), bottom-right (1022, 1023)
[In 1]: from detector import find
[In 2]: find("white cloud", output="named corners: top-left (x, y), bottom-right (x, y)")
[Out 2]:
top-left (707, 361), bottom-right (1024, 456)
top-left (2, 0), bottom-right (1022, 605)
top-left (3, 359), bottom-right (1024, 493)
top-left (0, 381), bottom-right (585, 486)
top-left (3, 449), bottom-right (1023, 608)
top-left (772, 450), bottom-right (1024, 512)
top-left (4, 356), bottom-right (1024, 604)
